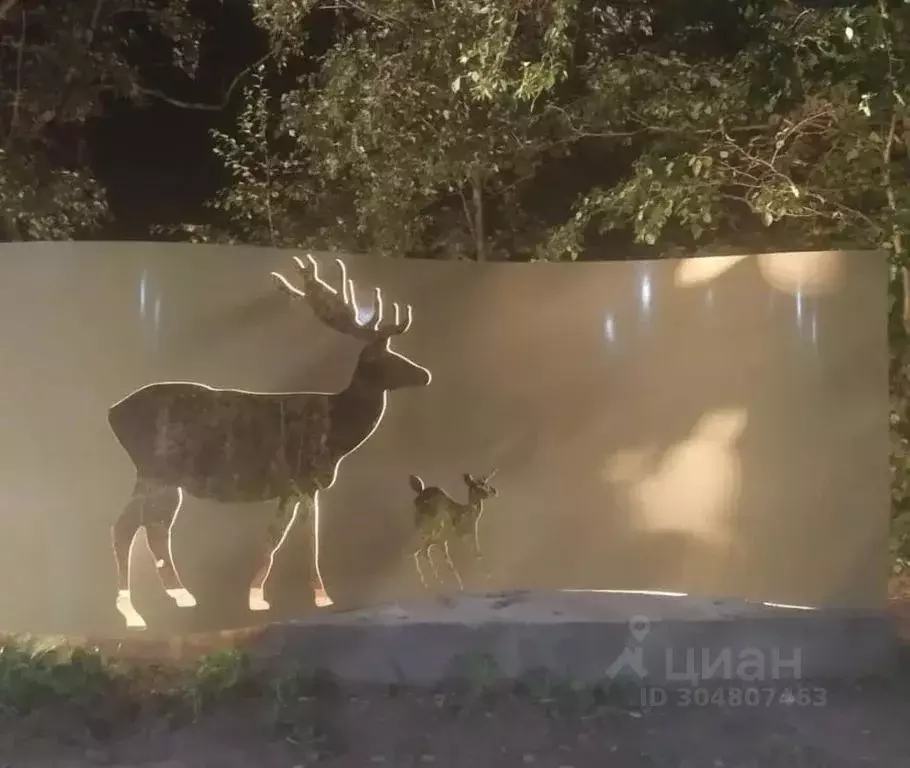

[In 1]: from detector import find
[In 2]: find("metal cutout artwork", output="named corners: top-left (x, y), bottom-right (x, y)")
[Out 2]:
top-left (107, 255), bottom-right (432, 629)
top-left (409, 471), bottom-right (498, 590)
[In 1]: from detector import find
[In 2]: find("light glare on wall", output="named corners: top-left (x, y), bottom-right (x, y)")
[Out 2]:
top-left (607, 409), bottom-right (748, 541)
top-left (674, 255), bottom-right (748, 287)
top-left (758, 251), bottom-right (846, 296)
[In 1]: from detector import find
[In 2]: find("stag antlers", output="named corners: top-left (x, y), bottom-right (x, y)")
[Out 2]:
top-left (271, 255), bottom-right (413, 340)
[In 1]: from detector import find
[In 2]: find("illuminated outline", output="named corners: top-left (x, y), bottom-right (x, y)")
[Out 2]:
top-left (109, 255), bottom-right (431, 629)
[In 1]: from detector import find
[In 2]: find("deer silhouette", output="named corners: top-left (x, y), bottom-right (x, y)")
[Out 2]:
top-left (409, 471), bottom-right (498, 590)
top-left (107, 254), bottom-right (432, 629)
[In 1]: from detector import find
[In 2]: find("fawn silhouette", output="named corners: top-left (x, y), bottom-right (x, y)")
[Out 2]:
top-left (107, 255), bottom-right (432, 629)
top-left (409, 471), bottom-right (498, 590)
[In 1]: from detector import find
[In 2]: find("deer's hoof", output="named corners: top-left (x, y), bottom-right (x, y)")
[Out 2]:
top-left (166, 588), bottom-right (197, 608)
top-left (116, 591), bottom-right (147, 630)
top-left (314, 590), bottom-right (334, 608)
top-left (249, 588), bottom-right (270, 611)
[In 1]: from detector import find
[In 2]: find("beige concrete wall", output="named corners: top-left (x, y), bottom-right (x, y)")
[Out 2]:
top-left (0, 243), bottom-right (890, 635)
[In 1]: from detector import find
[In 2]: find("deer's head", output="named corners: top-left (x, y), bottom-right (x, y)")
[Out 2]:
top-left (272, 255), bottom-right (432, 391)
top-left (463, 470), bottom-right (498, 502)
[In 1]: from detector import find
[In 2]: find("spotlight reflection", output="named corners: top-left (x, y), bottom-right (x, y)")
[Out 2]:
top-left (762, 601), bottom-right (817, 611)
top-left (139, 271), bottom-right (148, 319)
top-left (604, 312), bottom-right (616, 343)
top-left (640, 273), bottom-right (652, 315)
top-left (562, 588), bottom-right (690, 597)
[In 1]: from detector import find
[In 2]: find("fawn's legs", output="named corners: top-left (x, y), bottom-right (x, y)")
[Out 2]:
top-left (413, 544), bottom-right (443, 589)
top-left (442, 540), bottom-right (465, 590)
top-left (413, 550), bottom-right (429, 587)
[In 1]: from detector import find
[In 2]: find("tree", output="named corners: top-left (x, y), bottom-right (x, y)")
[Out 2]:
top-left (214, 0), bottom-right (872, 261)
top-left (209, 0), bottom-right (654, 260)
top-left (0, 0), bottom-right (207, 239)
top-left (554, 2), bottom-right (910, 259)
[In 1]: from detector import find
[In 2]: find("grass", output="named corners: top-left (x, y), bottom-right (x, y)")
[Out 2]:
top-left (0, 639), bottom-right (260, 723)
top-left (0, 640), bottom-right (650, 726)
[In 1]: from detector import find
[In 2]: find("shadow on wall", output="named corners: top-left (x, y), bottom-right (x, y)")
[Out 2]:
top-left (0, 244), bottom-right (890, 636)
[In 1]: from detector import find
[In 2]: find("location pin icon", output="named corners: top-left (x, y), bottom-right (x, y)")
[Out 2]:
top-left (629, 614), bottom-right (651, 643)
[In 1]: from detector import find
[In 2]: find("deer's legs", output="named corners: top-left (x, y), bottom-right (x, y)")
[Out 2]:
top-left (111, 481), bottom-right (194, 630)
top-left (249, 496), bottom-right (299, 612)
top-left (304, 491), bottom-right (333, 608)
top-left (442, 540), bottom-right (465, 591)
top-left (112, 491), bottom-right (146, 630)
top-left (143, 486), bottom-right (196, 608)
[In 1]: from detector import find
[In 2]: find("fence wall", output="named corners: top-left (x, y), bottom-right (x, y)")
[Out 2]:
top-left (0, 243), bottom-right (890, 635)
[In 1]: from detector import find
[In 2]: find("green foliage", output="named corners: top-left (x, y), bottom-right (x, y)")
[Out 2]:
top-left (206, 1), bottom-right (910, 263)
top-left (209, 64), bottom-right (306, 247)
top-left (558, 1), bottom-right (910, 258)
top-left (0, 641), bottom-right (119, 714)
top-left (0, 0), bottom-right (205, 239)
top-left (0, 639), bottom-right (260, 720)
top-left (184, 649), bottom-right (254, 717)
top-left (211, 0), bottom-right (605, 259)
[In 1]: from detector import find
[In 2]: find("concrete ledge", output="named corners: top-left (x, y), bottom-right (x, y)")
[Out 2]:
top-left (3, 591), bottom-right (899, 688)
top-left (245, 591), bottom-right (898, 687)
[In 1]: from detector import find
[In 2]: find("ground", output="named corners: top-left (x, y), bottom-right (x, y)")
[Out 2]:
top-left (2, 674), bottom-right (910, 767)
top-left (1, 593), bottom-right (909, 768)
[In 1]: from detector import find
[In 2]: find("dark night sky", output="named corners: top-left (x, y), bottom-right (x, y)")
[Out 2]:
top-left (91, 100), bottom-right (220, 237)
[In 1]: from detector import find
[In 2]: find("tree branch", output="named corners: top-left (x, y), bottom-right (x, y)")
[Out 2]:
top-left (134, 52), bottom-right (272, 111)
top-left (321, 0), bottom-right (403, 25)
top-left (549, 105), bottom-right (770, 141)
top-left (5, 7), bottom-right (24, 149)
top-left (0, 0), bottom-right (19, 22)
top-left (457, 183), bottom-right (477, 248)
top-left (86, 0), bottom-right (105, 44)
top-left (134, 85), bottom-right (225, 111)
top-left (470, 165), bottom-right (485, 261)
